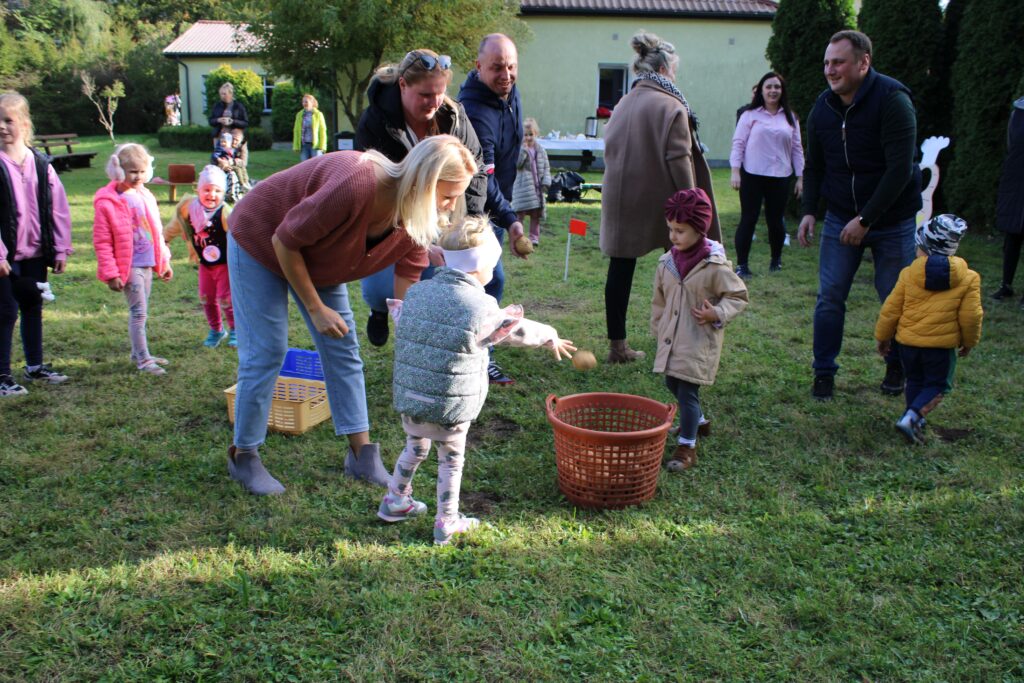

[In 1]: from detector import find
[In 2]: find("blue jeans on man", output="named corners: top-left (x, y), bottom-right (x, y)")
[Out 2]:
top-left (813, 212), bottom-right (915, 377)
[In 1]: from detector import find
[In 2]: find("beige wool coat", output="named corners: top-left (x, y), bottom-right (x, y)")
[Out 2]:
top-left (650, 247), bottom-right (748, 385)
top-left (600, 80), bottom-right (721, 258)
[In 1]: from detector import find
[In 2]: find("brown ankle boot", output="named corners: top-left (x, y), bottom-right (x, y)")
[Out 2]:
top-left (666, 444), bottom-right (696, 471)
top-left (607, 339), bottom-right (646, 364)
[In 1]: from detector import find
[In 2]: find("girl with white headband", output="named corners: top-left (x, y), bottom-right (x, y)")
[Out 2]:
top-left (379, 215), bottom-right (575, 545)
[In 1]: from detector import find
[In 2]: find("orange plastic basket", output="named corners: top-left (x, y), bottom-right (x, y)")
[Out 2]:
top-left (224, 377), bottom-right (331, 435)
top-left (545, 393), bottom-right (676, 509)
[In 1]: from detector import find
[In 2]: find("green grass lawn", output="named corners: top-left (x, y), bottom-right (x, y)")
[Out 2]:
top-left (1, 135), bottom-right (1022, 681)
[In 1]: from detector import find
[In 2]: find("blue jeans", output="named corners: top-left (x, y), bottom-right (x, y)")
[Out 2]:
top-left (485, 225), bottom-right (506, 304)
top-left (899, 345), bottom-right (955, 414)
top-left (360, 264), bottom-right (437, 313)
top-left (228, 235), bottom-right (369, 448)
top-left (812, 213), bottom-right (915, 376)
top-left (299, 144), bottom-right (323, 161)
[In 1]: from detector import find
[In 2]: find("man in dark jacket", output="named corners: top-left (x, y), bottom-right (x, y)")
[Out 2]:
top-left (354, 50), bottom-right (490, 346)
top-left (459, 33), bottom-right (528, 385)
top-left (797, 30), bottom-right (921, 401)
top-left (992, 96), bottom-right (1024, 304)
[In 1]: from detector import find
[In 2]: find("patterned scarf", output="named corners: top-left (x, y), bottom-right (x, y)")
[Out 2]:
top-left (634, 71), bottom-right (700, 132)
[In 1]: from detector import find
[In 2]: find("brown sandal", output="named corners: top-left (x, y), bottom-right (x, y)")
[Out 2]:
top-left (666, 444), bottom-right (696, 471)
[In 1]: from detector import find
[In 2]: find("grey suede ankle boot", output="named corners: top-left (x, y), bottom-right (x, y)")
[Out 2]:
top-left (607, 339), bottom-right (646, 364)
top-left (344, 443), bottom-right (390, 487)
top-left (228, 446), bottom-right (286, 495)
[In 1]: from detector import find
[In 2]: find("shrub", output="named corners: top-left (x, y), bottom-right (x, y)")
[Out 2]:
top-left (858, 0), bottom-right (944, 140)
top-left (271, 81), bottom-right (302, 142)
top-left (766, 0), bottom-right (854, 121)
top-left (203, 64), bottom-right (264, 128)
top-left (158, 124), bottom-right (271, 151)
top-left (947, 0), bottom-right (1024, 228)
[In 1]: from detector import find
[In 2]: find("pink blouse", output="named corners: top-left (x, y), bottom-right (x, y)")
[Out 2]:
top-left (729, 107), bottom-right (805, 179)
top-left (0, 150), bottom-right (73, 262)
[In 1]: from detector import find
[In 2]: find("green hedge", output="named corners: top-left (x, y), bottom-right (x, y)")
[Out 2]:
top-left (271, 81), bottom-right (301, 142)
top-left (158, 125), bottom-right (272, 151)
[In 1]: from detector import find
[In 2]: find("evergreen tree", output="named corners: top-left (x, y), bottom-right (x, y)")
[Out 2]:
top-left (858, 0), bottom-right (944, 139)
top-left (765, 0), bottom-right (854, 120)
top-left (931, 0), bottom-right (969, 139)
top-left (947, 0), bottom-right (1024, 227)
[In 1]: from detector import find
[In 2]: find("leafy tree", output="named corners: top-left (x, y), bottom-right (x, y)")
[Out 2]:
top-left (766, 0), bottom-right (854, 120)
top-left (204, 64), bottom-right (265, 128)
top-left (858, 0), bottom-right (944, 140)
top-left (246, 0), bottom-right (529, 128)
top-left (946, 0), bottom-right (1024, 227)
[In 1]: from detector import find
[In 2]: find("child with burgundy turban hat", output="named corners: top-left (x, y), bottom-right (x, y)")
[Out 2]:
top-left (651, 188), bottom-right (749, 471)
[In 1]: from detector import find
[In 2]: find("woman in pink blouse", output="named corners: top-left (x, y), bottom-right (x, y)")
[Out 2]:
top-left (729, 72), bottom-right (804, 277)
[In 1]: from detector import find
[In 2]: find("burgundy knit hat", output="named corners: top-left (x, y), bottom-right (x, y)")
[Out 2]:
top-left (664, 188), bottom-right (713, 235)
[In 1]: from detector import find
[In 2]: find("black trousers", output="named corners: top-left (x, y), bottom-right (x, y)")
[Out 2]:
top-left (734, 168), bottom-right (791, 267)
top-left (0, 257), bottom-right (47, 376)
top-left (1002, 232), bottom-right (1023, 287)
top-left (605, 256), bottom-right (637, 340)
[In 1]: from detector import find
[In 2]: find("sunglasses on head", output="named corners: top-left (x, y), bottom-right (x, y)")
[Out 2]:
top-left (404, 52), bottom-right (452, 74)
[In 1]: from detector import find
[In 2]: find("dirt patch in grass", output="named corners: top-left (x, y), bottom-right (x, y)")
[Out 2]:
top-left (933, 427), bottom-right (972, 442)
top-left (466, 415), bottom-right (521, 450)
top-left (460, 490), bottom-right (503, 515)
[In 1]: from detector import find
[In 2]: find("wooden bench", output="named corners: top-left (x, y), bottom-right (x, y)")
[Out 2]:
top-left (33, 134), bottom-right (97, 174)
top-left (148, 164), bottom-right (196, 202)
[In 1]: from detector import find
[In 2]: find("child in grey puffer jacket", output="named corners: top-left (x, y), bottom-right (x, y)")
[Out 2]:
top-left (379, 216), bottom-right (576, 545)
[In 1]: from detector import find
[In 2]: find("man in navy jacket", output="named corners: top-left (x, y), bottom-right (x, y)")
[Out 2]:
top-left (798, 30), bottom-right (921, 401)
top-left (459, 33), bottom-right (528, 385)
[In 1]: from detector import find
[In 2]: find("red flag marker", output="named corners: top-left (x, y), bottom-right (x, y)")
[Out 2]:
top-left (569, 218), bottom-right (588, 236)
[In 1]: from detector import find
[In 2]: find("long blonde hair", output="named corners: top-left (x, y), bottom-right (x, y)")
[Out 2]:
top-left (0, 92), bottom-right (34, 144)
top-left (361, 135), bottom-right (477, 247)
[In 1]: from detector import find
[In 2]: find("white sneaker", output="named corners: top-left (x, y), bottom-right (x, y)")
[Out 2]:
top-left (434, 514), bottom-right (480, 545)
top-left (0, 374), bottom-right (28, 396)
top-left (377, 493), bottom-right (428, 522)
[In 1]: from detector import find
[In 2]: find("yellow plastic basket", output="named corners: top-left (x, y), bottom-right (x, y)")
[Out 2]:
top-left (224, 377), bottom-right (331, 435)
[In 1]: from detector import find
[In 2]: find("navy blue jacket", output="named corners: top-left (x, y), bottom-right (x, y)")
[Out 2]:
top-left (802, 68), bottom-right (921, 229)
top-left (458, 70), bottom-right (521, 230)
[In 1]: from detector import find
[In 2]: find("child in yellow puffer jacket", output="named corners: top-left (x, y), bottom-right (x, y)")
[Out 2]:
top-left (875, 214), bottom-right (983, 444)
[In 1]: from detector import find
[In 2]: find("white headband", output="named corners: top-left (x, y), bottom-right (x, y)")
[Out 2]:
top-left (442, 231), bottom-right (502, 274)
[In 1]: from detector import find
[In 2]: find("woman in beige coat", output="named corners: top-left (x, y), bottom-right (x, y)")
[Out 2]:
top-left (600, 31), bottom-right (721, 363)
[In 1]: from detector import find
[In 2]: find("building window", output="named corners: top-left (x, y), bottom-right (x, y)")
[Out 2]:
top-left (598, 65), bottom-right (629, 112)
top-left (263, 76), bottom-right (274, 113)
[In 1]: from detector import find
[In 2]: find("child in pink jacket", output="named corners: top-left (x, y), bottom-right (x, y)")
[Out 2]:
top-left (93, 143), bottom-right (173, 375)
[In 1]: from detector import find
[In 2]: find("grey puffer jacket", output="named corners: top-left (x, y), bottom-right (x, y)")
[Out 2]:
top-left (392, 267), bottom-right (560, 425)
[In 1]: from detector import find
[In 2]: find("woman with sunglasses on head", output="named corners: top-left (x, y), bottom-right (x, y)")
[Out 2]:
top-left (355, 49), bottom-right (490, 347)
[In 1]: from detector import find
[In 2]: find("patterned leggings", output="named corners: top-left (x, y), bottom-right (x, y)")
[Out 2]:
top-left (388, 416), bottom-right (469, 523)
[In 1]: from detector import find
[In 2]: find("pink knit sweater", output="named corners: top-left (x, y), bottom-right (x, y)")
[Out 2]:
top-left (228, 152), bottom-right (428, 287)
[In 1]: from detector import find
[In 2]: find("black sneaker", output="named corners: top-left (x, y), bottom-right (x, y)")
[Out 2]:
top-left (487, 360), bottom-right (515, 386)
top-left (769, 260), bottom-right (782, 273)
top-left (812, 374), bottom-right (834, 401)
top-left (735, 264), bottom-right (752, 279)
top-left (366, 310), bottom-right (389, 347)
top-left (991, 284), bottom-right (1014, 300)
top-left (0, 374), bottom-right (28, 397)
top-left (23, 363), bottom-right (68, 384)
top-left (880, 361), bottom-right (904, 396)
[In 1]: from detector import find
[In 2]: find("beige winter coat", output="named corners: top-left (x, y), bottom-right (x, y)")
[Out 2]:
top-left (601, 80), bottom-right (721, 258)
top-left (650, 246), bottom-right (748, 385)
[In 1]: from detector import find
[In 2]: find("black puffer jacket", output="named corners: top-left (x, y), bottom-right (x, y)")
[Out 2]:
top-left (996, 98), bottom-right (1024, 235)
top-left (355, 79), bottom-right (488, 217)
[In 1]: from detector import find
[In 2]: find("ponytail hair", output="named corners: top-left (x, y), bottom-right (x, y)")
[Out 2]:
top-left (631, 31), bottom-right (678, 76)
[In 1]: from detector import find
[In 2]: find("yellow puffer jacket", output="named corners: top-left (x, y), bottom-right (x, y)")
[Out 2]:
top-left (875, 255), bottom-right (983, 349)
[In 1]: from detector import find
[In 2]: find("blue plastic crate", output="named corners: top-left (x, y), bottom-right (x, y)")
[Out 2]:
top-left (279, 348), bottom-right (324, 381)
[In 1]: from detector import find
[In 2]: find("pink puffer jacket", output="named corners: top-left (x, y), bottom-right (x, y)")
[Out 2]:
top-left (92, 181), bottom-right (170, 283)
